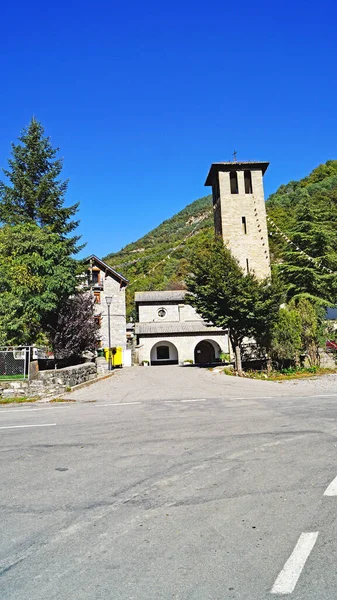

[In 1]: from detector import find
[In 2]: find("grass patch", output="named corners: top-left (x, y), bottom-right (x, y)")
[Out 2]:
top-left (219, 366), bottom-right (337, 380)
top-left (0, 374), bottom-right (25, 381)
top-left (0, 397), bottom-right (38, 404)
top-left (49, 398), bottom-right (76, 403)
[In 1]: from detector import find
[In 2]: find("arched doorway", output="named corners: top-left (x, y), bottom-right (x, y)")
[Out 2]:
top-left (194, 341), bottom-right (216, 365)
top-left (150, 341), bottom-right (179, 365)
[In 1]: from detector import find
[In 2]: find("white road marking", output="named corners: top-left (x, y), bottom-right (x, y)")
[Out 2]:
top-left (258, 396), bottom-right (273, 399)
top-left (314, 394), bottom-right (337, 398)
top-left (0, 406), bottom-right (71, 414)
top-left (324, 475), bottom-right (337, 496)
top-left (0, 423), bottom-right (56, 430)
top-left (271, 532), bottom-right (319, 595)
top-left (94, 402), bottom-right (141, 407)
top-left (181, 399), bottom-right (206, 403)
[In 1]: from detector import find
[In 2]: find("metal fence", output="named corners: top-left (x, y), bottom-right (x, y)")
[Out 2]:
top-left (0, 347), bottom-right (29, 381)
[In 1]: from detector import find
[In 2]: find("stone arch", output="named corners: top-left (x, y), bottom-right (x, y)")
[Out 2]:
top-left (194, 339), bottom-right (222, 365)
top-left (150, 341), bottom-right (179, 365)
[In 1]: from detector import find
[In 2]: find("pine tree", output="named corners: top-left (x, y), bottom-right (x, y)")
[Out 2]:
top-left (0, 118), bottom-right (81, 254)
top-left (278, 191), bottom-right (337, 304)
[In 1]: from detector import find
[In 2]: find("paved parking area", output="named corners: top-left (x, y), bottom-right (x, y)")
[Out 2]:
top-left (2, 366), bottom-right (337, 599)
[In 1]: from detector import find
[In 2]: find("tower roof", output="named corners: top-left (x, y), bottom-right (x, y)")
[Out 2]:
top-left (204, 161), bottom-right (269, 186)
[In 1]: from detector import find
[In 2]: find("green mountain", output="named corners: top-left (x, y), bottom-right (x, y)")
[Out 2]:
top-left (104, 161), bottom-right (337, 317)
top-left (104, 195), bottom-right (213, 316)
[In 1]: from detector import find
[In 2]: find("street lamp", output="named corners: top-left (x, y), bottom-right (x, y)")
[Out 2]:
top-left (105, 296), bottom-right (112, 371)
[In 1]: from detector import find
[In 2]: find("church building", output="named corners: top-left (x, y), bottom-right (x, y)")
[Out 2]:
top-left (134, 159), bottom-right (271, 365)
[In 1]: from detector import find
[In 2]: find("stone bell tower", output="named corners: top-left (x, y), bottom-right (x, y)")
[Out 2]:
top-left (204, 161), bottom-right (271, 279)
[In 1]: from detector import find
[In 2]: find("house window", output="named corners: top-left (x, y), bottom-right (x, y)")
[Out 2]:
top-left (246, 258), bottom-right (249, 273)
top-left (242, 216), bottom-right (247, 234)
top-left (244, 170), bottom-right (253, 194)
top-left (157, 346), bottom-right (169, 360)
top-left (157, 307), bottom-right (167, 318)
top-left (92, 270), bottom-right (100, 285)
top-left (230, 171), bottom-right (238, 194)
top-left (94, 292), bottom-right (101, 304)
top-left (94, 316), bottom-right (101, 328)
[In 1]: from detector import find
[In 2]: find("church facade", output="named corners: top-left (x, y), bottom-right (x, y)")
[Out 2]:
top-left (135, 291), bottom-right (229, 365)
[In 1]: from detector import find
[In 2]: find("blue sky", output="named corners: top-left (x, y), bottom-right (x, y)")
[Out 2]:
top-left (1, 0), bottom-right (336, 259)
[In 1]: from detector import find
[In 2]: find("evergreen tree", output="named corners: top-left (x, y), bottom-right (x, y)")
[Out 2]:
top-left (0, 223), bottom-right (78, 345)
top-left (0, 118), bottom-right (81, 254)
top-left (278, 191), bottom-right (337, 304)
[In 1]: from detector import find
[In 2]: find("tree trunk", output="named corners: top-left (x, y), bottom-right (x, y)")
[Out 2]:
top-left (234, 343), bottom-right (243, 375)
top-left (266, 355), bottom-right (272, 375)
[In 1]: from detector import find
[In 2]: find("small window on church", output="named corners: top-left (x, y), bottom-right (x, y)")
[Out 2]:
top-left (230, 171), bottom-right (238, 194)
top-left (246, 258), bottom-right (250, 273)
top-left (157, 346), bottom-right (169, 360)
top-left (157, 307), bottom-right (167, 318)
top-left (244, 170), bottom-right (253, 194)
top-left (242, 216), bottom-right (247, 234)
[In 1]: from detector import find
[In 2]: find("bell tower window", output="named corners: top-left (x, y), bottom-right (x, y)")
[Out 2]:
top-left (244, 170), bottom-right (253, 194)
top-left (230, 171), bottom-right (238, 194)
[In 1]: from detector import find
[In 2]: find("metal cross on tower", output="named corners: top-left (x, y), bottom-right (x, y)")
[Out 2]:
top-left (232, 149), bottom-right (238, 162)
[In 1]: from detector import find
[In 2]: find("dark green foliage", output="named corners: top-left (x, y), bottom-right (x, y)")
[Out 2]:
top-left (0, 118), bottom-right (85, 348)
top-left (49, 293), bottom-right (98, 360)
top-left (270, 307), bottom-right (302, 367)
top-left (0, 223), bottom-right (78, 345)
top-left (186, 237), bottom-right (282, 372)
top-left (0, 118), bottom-right (81, 254)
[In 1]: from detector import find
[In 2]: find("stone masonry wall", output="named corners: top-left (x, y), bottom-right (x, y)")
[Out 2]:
top-left (0, 362), bottom-right (97, 399)
top-left (218, 169), bottom-right (271, 280)
top-left (94, 273), bottom-right (127, 349)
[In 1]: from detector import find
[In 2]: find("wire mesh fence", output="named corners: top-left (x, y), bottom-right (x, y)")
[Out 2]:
top-left (0, 347), bottom-right (29, 380)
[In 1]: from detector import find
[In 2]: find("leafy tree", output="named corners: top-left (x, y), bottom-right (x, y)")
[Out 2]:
top-left (270, 307), bottom-right (302, 368)
top-left (0, 223), bottom-right (78, 345)
top-left (186, 237), bottom-right (282, 373)
top-left (48, 293), bottom-right (98, 360)
top-left (289, 297), bottom-right (323, 366)
top-left (0, 118), bottom-right (81, 254)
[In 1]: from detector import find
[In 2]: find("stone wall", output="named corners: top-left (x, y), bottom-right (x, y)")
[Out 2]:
top-left (94, 273), bottom-right (127, 349)
top-left (0, 362), bottom-right (97, 399)
top-left (217, 168), bottom-right (271, 280)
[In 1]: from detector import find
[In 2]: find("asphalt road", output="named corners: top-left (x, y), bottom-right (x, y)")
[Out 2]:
top-left (2, 366), bottom-right (337, 599)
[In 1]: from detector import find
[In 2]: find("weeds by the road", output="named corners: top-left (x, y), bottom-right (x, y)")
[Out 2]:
top-left (0, 397), bottom-right (38, 404)
top-left (49, 398), bottom-right (76, 403)
top-left (220, 367), bottom-right (337, 380)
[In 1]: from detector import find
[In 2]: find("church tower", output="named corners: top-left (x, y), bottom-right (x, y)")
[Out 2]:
top-left (205, 161), bottom-right (271, 279)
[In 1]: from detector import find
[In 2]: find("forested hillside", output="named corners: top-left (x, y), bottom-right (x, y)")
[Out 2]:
top-left (104, 161), bottom-right (337, 316)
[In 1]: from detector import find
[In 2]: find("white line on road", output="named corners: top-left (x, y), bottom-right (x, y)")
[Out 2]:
top-left (314, 394), bottom-right (337, 398)
top-left (0, 406), bottom-right (71, 414)
top-left (181, 399), bottom-right (206, 403)
top-left (94, 402), bottom-right (141, 407)
top-left (271, 532), bottom-right (319, 595)
top-left (0, 423), bottom-right (56, 430)
top-left (324, 475), bottom-right (337, 496)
